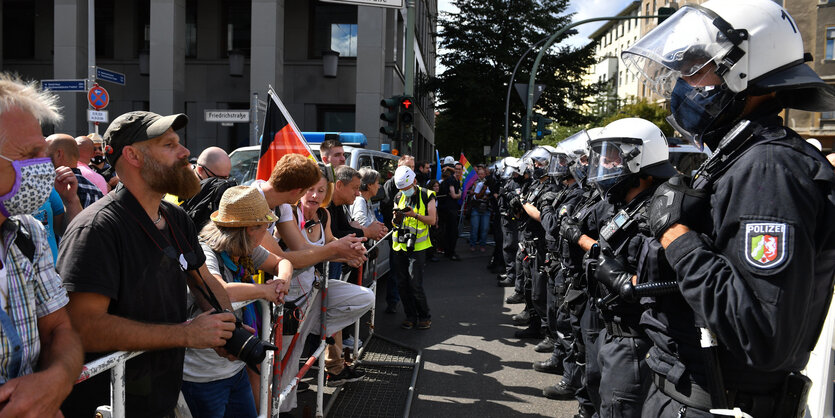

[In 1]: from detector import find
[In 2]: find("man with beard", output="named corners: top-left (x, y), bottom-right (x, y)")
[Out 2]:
top-left (57, 111), bottom-right (238, 418)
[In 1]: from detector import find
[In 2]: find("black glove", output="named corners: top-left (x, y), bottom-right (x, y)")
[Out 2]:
top-left (559, 216), bottom-right (583, 244)
top-left (595, 251), bottom-right (634, 302)
top-left (647, 175), bottom-right (710, 239)
top-left (509, 196), bottom-right (523, 213)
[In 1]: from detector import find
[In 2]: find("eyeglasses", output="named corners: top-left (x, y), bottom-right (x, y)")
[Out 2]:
top-left (200, 165), bottom-right (230, 179)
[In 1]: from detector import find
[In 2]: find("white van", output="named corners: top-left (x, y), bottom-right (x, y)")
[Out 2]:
top-left (228, 143), bottom-right (399, 278)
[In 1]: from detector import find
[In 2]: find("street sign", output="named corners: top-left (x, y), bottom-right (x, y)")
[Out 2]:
top-left (41, 79), bottom-right (87, 92)
top-left (515, 83), bottom-right (546, 106)
top-left (87, 85), bottom-right (110, 110)
top-left (87, 110), bottom-right (109, 123)
top-left (96, 67), bottom-right (126, 86)
top-left (204, 110), bottom-right (250, 123)
top-left (320, 0), bottom-right (402, 9)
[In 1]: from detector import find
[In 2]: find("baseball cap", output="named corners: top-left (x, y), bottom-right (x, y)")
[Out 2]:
top-left (394, 166), bottom-right (416, 189)
top-left (103, 111), bottom-right (189, 165)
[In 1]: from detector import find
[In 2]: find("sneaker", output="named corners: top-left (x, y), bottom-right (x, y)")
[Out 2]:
top-left (417, 320), bottom-right (432, 330)
top-left (344, 335), bottom-right (363, 349)
top-left (401, 320), bottom-right (415, 330)
top-left (327, 366), bottom-right (365, 387)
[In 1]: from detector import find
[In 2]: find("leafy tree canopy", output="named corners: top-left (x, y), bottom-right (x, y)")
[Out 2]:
top-left (432, 0), bottom-right (600, 164)
top-left (599, 99), bottom-right (674, 137)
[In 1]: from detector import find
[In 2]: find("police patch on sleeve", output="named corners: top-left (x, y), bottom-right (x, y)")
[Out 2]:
top-left (743, 222), bottom-right (789, 269)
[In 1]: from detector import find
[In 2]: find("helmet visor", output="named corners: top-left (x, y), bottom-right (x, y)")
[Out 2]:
top-left (549, 153), bottom-right (570, 176)
top-left (622, 6), bottom-right (736, 98)
top-left (587, 141), bottom-right (627, 186)
top-left (559, 130), bottom-right (591, 164)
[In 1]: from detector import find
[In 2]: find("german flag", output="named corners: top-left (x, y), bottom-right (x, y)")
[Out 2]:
top-left (255, 88), bottom-right (317, 181)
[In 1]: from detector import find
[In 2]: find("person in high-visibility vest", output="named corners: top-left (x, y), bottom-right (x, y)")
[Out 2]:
top-left (391, 166), bottom-right (437, 330)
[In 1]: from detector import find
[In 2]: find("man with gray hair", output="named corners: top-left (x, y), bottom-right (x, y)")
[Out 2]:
top-left (0, 73), bottom-right (83, 416)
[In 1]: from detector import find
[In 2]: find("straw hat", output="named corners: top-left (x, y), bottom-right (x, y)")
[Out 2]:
top-left (210, 186), bottom-right (278, 227)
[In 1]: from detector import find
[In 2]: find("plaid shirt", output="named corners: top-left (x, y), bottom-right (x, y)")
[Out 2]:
top-left (0, 215), bottom-right (69, 383)
top-left (72, 168), bottom-right (104, 209)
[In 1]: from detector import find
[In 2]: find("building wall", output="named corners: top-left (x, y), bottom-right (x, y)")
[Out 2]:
top-left (0, 0), bottom-right (437, 160)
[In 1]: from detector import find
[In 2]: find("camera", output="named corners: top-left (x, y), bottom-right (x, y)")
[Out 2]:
top-left (215, 310), bottom-right (277, 372)
top-left (393, 206), bottom-right (412, 213)
top-left (396, 229), bottom-right (417, 250)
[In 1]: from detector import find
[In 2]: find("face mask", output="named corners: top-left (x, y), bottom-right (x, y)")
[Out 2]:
top-left (91, 155), bottom-right (106, 165)
top-left (0, 155), bottom-right (55, 218)
top-left (533, 167), bottom-right (547, 179)
top-left (402, 187), bottom-right (415, 198)
top-left (570, 164), bottom-right (587, 183)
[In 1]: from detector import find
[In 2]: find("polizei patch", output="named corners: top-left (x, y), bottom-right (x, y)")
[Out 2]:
top-left (744, 222), bottom-right (788, 269)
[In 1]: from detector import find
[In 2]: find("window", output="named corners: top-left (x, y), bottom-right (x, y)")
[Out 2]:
top-left (95, 0), bottom-right (115, 58)
top-left (358, 155), bottom-right (372, 169)
top-left (317, 105), bottom-right (355, 132)
top-left (827, 27), bottom-right (835, 60)
top-left (310, 2), bottom-right (358, 58)
top-left (330, 23), bottom-right (358, 57)
top-left (822, 111), bottom-right (835, 120)
top-left (186, 0), bottom-right (197, 58)
top-left (223, 0), bottom-right (251, 56)
top-left (373, 156), bottom-right (397, 182)
top-left (3, 0), bottom-right (35, 59)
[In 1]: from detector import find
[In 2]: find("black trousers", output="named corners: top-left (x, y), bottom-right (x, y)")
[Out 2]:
top-left (582, 303), bottom-right (603, 413)
top-left (597, 329), bottom-right (651, 418)
top-left (439, 208), bottom-right (459, 256)
top-left (393, 249), bottom-right (430, 321)
top-left (500, 217), bottom-right (519, 278)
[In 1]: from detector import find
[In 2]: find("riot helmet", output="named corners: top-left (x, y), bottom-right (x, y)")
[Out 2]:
top-left (558, 128), bottom-right (597, 184)
top-left (622, 0), bottom-right (835, 150)
top-left (527, 146), bottom-right (554, 179)
top-left (587, 118), bottom-right (677, 200)
top-left (501, 156), bottom-right (520, 179)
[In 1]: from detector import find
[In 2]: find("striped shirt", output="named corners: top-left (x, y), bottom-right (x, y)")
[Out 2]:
top-left (72, 168), bottom-right (104, 209)
top-left (0, 215), bottom-right (69, 383)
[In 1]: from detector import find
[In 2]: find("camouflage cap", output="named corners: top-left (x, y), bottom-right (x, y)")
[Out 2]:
top-left (103, 111), bottom-right (188, 165)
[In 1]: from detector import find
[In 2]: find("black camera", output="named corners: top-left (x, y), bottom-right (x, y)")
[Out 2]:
top-left (396, 229), bottom-right (417, 250)
top-left (393, 206), bottom-right (412, 213)
top-left (215, 311), bottom-right (277, 372)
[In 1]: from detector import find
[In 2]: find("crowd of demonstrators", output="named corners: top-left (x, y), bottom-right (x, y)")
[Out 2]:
top-left (491, 2), bottom-right (835, 418)
top-left (46, 134), bottom-right (104, 209)
top-left (466, 165), bottom-right (491, 252)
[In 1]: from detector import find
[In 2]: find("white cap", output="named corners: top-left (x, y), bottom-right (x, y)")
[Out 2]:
top-left (394, 166), bottom-right (416, 189)
top-left (807, 138), bottom-right (822, 151)
top-left (443, 156), bottom-right (455, 165)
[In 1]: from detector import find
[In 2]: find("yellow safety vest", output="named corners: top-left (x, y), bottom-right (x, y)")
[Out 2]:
top-left (392, 187), bottom-right (432, 252)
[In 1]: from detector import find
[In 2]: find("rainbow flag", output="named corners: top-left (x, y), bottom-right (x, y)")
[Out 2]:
top-left (459, 152), bottom-right (477, 204)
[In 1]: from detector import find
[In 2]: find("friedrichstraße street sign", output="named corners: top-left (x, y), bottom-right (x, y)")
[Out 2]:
top-left (87, 110), bottom-right (109, 123)
top-left (205, 110), bottom-right (250, 123)
top-left (320, 0), bottom-right (402, 8)
top-left (96, 67), bottom-right (126, 86)
top-left (41, 79), bottom-right (87, 92)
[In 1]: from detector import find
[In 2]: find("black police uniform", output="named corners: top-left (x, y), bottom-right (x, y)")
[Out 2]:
top-left (642, 115), bottom-right (835, 417)
top-left (517, 177), bottom-right (556, 335)
top-left (594, 186), bottom-right (670, 418)
top-left (499, 176), bottom-right (528, 295)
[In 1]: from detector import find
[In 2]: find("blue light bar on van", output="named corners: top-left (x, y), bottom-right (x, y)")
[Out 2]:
top-left (301, 132), bottom-right (368, 147)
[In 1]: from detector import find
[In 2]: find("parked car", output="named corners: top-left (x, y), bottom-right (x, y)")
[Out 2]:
top-left (228, 137), bottom-right (399, 278)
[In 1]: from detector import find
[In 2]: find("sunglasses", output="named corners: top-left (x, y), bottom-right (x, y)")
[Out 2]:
top-left (200, 165), bottom-right (230, 179)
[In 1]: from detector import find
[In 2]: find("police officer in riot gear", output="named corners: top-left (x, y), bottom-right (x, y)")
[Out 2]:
top-left (622, 1), bottom-right (835, 416)
top-left (497, 158), bottom-right (527, 298)
top-left (586, 118), bottom-right (678, 418)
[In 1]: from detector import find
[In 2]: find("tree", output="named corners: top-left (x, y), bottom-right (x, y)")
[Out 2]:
top-left (432, 0), bottom-right (600, 164)
top-left (599, 99), bottom-right (675, 137)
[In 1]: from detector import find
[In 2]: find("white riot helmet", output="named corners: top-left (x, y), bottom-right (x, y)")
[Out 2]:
top-left (558, 129), bottom-right (596, 184)
top-left (527, 146), bottom-right (555, 179)
top-left (501, 156), bottom-right (520, 179)
top-left (587, 118), bottom-right (677, 198)
top-left (622, 0), bottom-right (835, 149)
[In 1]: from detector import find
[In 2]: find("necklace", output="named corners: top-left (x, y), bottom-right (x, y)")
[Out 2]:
top-left (153, 211), bottom-right (162, 225)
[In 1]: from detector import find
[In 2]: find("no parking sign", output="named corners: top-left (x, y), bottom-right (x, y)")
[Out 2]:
top-left (87, 84), bottom-right (109, 110)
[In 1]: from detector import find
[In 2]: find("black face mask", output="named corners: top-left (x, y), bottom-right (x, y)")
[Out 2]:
top-left (668, 78), bottom-right (746, 151)
top-left (91, 155), bottom-right (106, 165)
top-left (533, 167), bottom-right (547, 179)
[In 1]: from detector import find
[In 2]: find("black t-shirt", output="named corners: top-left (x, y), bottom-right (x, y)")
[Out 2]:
top-left (328, 203), bottom-right (364, 239)
top-left (438, 178), bottom-right (460, 212)
top-left (57, 184), bottom-right (206, 418)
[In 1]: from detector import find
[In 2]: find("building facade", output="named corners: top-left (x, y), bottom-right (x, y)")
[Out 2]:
top-left (2, 0), bottom-right (437, 159)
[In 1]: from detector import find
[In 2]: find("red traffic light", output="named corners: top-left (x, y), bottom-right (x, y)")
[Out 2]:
top-left (401, 99), bottom-right (412, 109)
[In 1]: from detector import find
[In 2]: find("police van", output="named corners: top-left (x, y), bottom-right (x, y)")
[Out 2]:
top-left (228, 132), bottom-right (399, 278)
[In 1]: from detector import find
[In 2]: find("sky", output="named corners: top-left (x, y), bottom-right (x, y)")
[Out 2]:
top-left (435, 0), bottom-right (635, 71)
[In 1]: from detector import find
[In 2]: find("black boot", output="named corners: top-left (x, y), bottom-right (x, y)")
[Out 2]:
top-left (505, 292), bottom-right (524, 303)
top-left (534, 336), bottom-right (556, 353)
top-left (511, 310), bottom-right (530, 326)
top-left (514, 325), bottom-right (542, 339)
top-left (532, 355), bottom-right (564, 374)
top-left (543, 380), bottom-right (578, 400)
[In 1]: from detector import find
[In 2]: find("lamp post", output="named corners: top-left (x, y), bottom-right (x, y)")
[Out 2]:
top-left (522, 14), bottom-right (664, 148)
top-left (503, 35), bottom-right (549, 156)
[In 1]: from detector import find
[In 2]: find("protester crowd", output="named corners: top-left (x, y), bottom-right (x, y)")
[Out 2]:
top-left (5, 1), bottom-right (835, 418)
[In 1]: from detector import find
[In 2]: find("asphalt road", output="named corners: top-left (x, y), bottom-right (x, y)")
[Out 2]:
top-left (367, 242), bottom-right (578, 418)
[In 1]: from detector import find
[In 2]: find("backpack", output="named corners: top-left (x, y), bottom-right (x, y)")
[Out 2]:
top-left (181, 177), bottom-right (238, 230)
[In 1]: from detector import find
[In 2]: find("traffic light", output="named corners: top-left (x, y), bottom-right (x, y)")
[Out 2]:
top-left (379, 96), bottom-right (401, 141)
top-left (399, 96), bottom-right (415, 150)
top-left (536, 115), bottom-right (554, 140)
top-left (658, 6), bottom-right (677, 24)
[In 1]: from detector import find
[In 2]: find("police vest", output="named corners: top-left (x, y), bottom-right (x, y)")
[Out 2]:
top-left (392, 187), bottom-right (432, 252)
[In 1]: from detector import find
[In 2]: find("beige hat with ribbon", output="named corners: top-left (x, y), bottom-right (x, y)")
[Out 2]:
top-left (210, 186), bottom-right (277, 227)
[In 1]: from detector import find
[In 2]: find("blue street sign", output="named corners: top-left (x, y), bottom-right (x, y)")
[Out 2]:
top-left (41, 79), bottom-right (87, 92)
top-left (96, 67), bottom-right (126, 85)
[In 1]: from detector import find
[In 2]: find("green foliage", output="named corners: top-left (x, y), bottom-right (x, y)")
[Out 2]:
top-left (599, 99), bottom-right (674, 137)
top-left (431, 0), bottom-right (601, 164)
